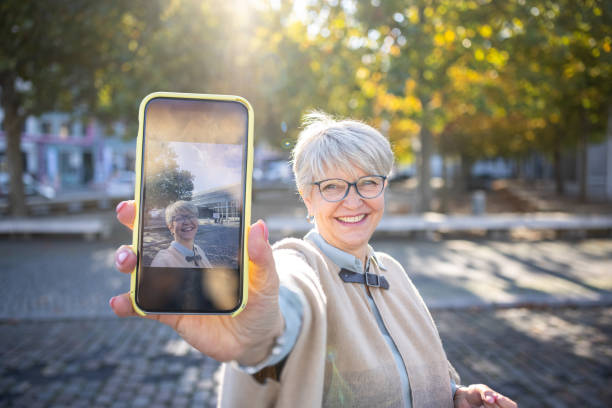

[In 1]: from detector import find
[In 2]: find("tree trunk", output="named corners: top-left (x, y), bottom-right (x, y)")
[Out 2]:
top-left (458, 153), bottom-right (472, 192)
top-left (516, 156), bottom-right (524, 180)
top-left (440, 153), bottom-right (449, 213)
top-left (579, 122), bottom-right (588, 202)
top-left (606, 105), bottom-right (612, 201)
top-left (418, 125), bottom-right (432, 212)
top-left (553, 146), bottom-right (564, 195)
top-left (0, 74), bottom-right (27, 217)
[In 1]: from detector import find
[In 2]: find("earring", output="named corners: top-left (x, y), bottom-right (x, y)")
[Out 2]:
top-left (306, 214), bottom-right (315, 223)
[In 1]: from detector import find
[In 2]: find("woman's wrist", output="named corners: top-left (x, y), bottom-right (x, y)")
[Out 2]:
top-left (235, 312), bottom-right (285, 366)
top-left (452, 385), bottom-right (469, 403)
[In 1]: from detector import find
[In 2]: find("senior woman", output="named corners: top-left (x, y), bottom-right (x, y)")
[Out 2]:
top-left (150, 200), bottom-right (212, 268)
top-left (111, 112), bottom-right (517, 408)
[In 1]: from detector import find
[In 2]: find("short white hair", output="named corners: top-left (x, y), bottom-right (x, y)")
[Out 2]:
top-left (165, 200), bottom-right (198, 226)
top-left (291, 111), bottom-right (394, 193)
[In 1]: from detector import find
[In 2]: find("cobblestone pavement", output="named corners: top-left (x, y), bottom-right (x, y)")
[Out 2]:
top-left (0, 318), bottom-right (220, 408)
top-left (375, 238), bottom-right (612, 309)
top-left (1, 306), bottom-right (610, 407)
top-left (436, 306), bottom-right (612, 408)
top-left (0, 233), bottom-right (131, 320)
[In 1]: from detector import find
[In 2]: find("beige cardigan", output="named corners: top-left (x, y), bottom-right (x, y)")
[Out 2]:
top-left (150, 243), bottom-right (212, 268)
top-left (219, 237), bottom-right (455, 408)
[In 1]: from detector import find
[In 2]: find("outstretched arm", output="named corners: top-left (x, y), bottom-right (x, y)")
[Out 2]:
top-left (111, 200), bottom-right (284, 366)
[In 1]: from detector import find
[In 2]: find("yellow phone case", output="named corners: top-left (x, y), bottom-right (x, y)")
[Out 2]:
top-left (130, 92), bottom-right (253, 317)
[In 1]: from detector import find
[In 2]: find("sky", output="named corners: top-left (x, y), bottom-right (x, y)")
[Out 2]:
top-left (169, 141), bottom-right (243, 194)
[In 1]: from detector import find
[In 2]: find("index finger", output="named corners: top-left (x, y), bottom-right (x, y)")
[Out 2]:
top-left (495, 395), bottom-right (518, 408)
top-left (116, 200), bottom-right (136, 230)
top-left (474, 385), bottom-right (498, 408)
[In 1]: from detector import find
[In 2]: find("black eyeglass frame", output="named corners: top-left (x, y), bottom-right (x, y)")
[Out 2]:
top-left (172, 214), bottom-right (198, 223)
top-left (311, 175), bottom-right (388, 202)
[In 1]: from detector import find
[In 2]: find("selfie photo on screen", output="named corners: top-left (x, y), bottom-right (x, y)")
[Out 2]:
top-left (141, 141), bottom-right (242, 269)
top-left (134, 96), bottom-right (249, 313)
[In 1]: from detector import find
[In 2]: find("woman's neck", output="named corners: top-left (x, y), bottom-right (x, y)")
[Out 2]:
top-left (175, 238), bottom-right (194, 250)
top-left (325, 237), bottom-right (368, 267)
top-left (350, 248), bottom-right (367, 263)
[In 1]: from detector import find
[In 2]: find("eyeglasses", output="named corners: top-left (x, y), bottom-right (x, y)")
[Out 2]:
top-left (172, 214), bottom-right (198, 223)
top-left (312, 175), bottom-right (387, 202)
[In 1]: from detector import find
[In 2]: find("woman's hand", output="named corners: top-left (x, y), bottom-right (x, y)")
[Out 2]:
top-left (454, 384), bottom-right (518, 408)
top-left (111, 200), bottom-right (284, 366)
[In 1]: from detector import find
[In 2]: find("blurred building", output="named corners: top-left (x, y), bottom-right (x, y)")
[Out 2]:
top-left (191, 185), bottom-right (241, 224)
top-left (0, 110), bottom-right (135, 194)
top-left (517, 133), bottom-right (612, 201)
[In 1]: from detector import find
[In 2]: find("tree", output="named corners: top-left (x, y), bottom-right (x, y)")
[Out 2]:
top-left (351, 0), bottom-right (486, 211)
top-left (145, 143), bottom-right (194, 210)
top-left (4, 0), bottom-right (608, 215)
top-left (351, 0), bottom-right (611, 206)
top-left (503, 0), bottom-right (612, 198)
top-left (0, 0), bottom-right (160, 216)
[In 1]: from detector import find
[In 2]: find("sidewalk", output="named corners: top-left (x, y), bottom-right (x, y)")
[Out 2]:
top-left (0, 213), bottom-right (113, 240)
top-left (0, 189), bottom-right (127, 216)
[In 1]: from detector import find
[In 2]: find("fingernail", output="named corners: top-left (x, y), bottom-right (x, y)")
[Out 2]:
top-left (116, 251), bottom-right (128, 265)
top-left (109, 297), bottom-right (116, 308)
top-left (261, 220), bottom-right (269, 242)
top-left (116, 201), bottom-right (127, 213)
top-left (486, 396), bottom-right (494, 403)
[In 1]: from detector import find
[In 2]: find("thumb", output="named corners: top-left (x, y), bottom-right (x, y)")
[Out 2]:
top-left (247, 220), bottom-right (277, 292)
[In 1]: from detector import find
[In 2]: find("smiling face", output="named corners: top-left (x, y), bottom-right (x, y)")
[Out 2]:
top-left (168, 210), bottom-right (198, 247)
top-left (303, 166), bottom-right (386, 262)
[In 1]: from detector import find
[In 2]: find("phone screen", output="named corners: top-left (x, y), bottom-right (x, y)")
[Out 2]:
top-left (135, 97), bottom-right (249, 314)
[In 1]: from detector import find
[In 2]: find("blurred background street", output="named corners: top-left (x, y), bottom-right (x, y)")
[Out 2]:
top-left (2, 0), bottom-right (612, 407)
top-left (1, 189), bottom-right (611, 407)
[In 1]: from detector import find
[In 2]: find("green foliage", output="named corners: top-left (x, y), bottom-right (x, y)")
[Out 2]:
top-left (5, 0), bottom-right (607, 159)
top-left (251, 0), bottom-right (610, 164)
top-left (146, 168), bottom-right (194, 210)
top-left (2, 0), bottom-right (611, 210)
top-left (0, 0), bottom-right (159, 118)
top-left (145, 143), bottom-right (194, 210)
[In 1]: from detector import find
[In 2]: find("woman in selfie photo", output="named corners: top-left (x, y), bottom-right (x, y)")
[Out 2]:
top-left (150, 200), bottom-right (212, 268)
top-left (112, 112), bottom-right (517, 408)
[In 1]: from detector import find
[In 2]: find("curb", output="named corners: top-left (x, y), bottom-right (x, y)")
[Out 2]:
top-left (266, 213), bottom-right (612, 238)
top-left (426, 294), bottom-right (612, 311)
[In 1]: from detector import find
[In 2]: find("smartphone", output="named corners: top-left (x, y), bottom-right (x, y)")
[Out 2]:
top-left (130, 92), bottom-right (253, 315)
